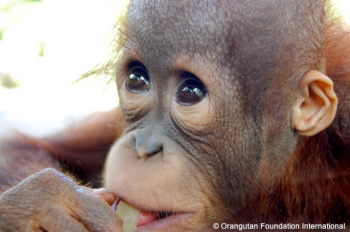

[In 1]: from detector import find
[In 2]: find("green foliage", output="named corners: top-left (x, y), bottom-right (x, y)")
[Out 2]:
top-left (0, 73), bottom-right (19, 89)
top-left (0, 0), bottom-right (42, 39)
top-left (0, 29), bottom-right (4, 40)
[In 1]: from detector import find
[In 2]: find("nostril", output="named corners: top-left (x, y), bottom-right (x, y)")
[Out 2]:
top-left (135, 140), bottom-right (163, 159)
top-left (145, 143), bottom-right (163, 157)
top-left (151, 145), bottom-right (163, 156)
top-left (134, 130), bottom-right (165, 159)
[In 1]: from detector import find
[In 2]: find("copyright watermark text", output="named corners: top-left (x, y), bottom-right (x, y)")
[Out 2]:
top-left (212, 223), bottom-right (346, 230)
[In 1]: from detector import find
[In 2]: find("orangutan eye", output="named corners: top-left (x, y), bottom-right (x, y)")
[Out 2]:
top-left (126, 66), bottom-right (150, 93)
top-left (175, 78), bottom-right (207, 106)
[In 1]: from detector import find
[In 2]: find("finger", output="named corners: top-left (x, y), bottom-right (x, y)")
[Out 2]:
top-left (78, 201), bottom-right (121, 232)
top-left (66, 190), bottom-right (122, 232)
top-left (40, 205), bottom-right (89, 232)
top-left (92, 188), bottom-right (117, 205)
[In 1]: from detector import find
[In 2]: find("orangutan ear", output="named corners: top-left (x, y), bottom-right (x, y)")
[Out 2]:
top-left (291, 70), bottom-right (338, 136)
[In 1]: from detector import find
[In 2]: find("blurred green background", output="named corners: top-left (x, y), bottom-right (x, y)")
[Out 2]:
top-left (0, 0), bottom-right (127, 136)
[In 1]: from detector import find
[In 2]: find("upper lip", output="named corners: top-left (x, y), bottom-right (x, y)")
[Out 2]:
top-left (114, 193), bottom-right (195, 216)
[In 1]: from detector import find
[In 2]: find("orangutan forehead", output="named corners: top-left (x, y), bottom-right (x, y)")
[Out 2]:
top-left (127, 0), bottom-right (325, 67)
top-left (126, 0), bottom-right (236, 59)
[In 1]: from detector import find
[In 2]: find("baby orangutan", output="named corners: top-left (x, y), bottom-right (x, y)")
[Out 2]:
top-left (1, 0), bottom-right (350, 231)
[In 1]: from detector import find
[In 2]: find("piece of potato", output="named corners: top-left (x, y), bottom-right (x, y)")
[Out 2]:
top-left (116, 201), bottom-right (140, 232)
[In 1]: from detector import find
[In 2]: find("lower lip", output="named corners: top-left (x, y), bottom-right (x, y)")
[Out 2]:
top-left (135, 213), bottom-right (193, 232)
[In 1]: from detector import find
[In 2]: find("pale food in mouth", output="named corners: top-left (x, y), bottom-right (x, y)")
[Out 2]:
top-left (115, 200), bottom-right (179, 231)
top-left (116, 201), bottom-right (140, 232)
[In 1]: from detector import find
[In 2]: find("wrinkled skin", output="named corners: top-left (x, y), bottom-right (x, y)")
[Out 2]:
top-left (0, 169), bottom-right (122, 232)
top-left (105, 0), bottom-right (326, 231)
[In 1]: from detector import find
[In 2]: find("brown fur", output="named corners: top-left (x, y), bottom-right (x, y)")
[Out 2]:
top-left (0, 108), bottom-right (125, 191)
top-left (255, 4), bottom-right (350, 223)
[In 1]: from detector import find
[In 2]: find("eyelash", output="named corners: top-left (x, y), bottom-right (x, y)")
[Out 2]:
top-left (122, 61), bottom-right (146, 73)
top-left (118, 60), bottom-right (146, 84)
